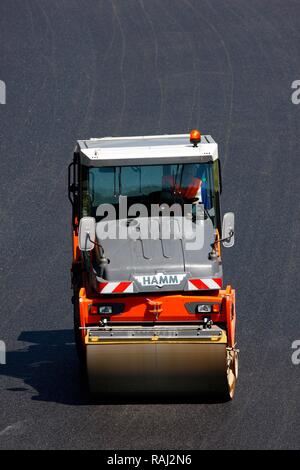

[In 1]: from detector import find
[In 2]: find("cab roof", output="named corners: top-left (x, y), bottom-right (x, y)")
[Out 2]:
top-left (76, 134), bottom-right (218, 167)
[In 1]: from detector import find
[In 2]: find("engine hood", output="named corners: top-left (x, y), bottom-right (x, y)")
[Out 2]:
top-left (94, 217), bottom-right (223, 292)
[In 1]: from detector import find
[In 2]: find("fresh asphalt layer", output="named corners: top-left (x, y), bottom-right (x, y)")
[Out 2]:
top-left (0, 0), bottom-right (300, 450)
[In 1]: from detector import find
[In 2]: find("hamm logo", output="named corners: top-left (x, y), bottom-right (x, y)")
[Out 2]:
top-left (135, 273), bottom-right (186, 288)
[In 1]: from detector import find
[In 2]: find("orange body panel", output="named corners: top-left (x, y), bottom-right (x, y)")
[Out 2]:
top-left (72, 231), bottom-right (80, 261)
top-left (225, 285), bottom-right (236, 347)
top-left (78, 287), bottom-right (236, 346)
top-left (215, 229), bottom-right (221, 257)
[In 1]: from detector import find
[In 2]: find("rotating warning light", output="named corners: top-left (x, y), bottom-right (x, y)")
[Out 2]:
top-left (190, 129), bottom-right (201, 147)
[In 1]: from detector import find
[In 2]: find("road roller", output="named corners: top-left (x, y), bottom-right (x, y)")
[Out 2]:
top-left (68, 130), bottom-right (238, 399)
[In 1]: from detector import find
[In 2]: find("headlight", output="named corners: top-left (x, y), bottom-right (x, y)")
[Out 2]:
top-left (99, 306), bottom-right (113, 314)
top-left (197, 304), bottom-right (212, 313)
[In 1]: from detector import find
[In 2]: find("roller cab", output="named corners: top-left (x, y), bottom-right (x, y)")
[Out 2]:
top-left (69, 132), bottom-right (238, 399)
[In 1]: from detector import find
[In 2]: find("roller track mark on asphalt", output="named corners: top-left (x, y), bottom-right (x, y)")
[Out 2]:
top-left (99, 8), bottom-right (118, 73)
top-left (35, 0), bottom-right (57, 70)
top-left (98, 2), bottom-right (118, 79)
top-left (160, 0), bottom-right (199, 130)
top-left (284, 1), bottom-right (300, 37)
top-left (153, 0), bottom-right (197, 130)
top-left (78, 23), bottom-right (99, 131)
top-left (29, 0), bottom-right (56, 73)
top-left (34, 0), bottom-right (60, 127)
top-left (243, 1), bottom-right (285, 72)
top-left (111, 0), bottom-right (127, 132)
top-left (187, 0), bottom-right (234, 169)
top-left (79, 2), bottom-right (120, 132)
top-left (25, 0), bottom-right (35, 35)
top-left (139, 0), bottom-right (164, 131)
top-left (233, 0), bottom-right (300, 210)
top-left (15, 2), bottom-right (54, 138)
top-left (0, 421), bottom-right (27, 437)
top-left (181, 0), bottom-right (203, 129)
top-left (245, 0), bottom-right (287, 43)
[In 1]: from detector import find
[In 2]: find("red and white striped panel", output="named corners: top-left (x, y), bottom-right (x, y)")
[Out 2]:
top-left (98, 281), bottom-right (134, 294)
top-left (188, 278), bottom-right (222, 290)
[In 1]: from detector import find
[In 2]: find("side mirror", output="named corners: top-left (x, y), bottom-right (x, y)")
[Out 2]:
top-left (78, 217), bottom-right (96, 251)
top-left (222, 212), bottom-right (235, 248)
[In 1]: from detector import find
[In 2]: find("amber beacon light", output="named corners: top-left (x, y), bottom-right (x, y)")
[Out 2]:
top-left (190, 129), bottom-right (201, 147)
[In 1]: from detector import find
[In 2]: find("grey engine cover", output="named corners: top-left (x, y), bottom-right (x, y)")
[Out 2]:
top-left (94, 217), bottom-right (223, 292)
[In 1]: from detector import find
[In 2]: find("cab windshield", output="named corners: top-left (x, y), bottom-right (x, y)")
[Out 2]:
top-left (81, 162), bottom-right (221, 227)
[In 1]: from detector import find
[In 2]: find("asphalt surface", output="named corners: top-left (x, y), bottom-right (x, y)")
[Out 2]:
top-left (1, 0), bottom-right (300, 450)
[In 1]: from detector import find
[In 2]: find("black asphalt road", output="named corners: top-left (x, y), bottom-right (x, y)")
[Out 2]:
top-left (1, 0), bottom-right (300, 450)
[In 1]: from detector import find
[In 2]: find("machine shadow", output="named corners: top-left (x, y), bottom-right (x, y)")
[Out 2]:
top-left (0, 330), bottom-right (228, 405)
top-left (0, 330), bottom-right (90, 405)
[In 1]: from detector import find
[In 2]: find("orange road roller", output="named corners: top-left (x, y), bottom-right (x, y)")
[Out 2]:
top-left (69, 131), bottom-right (238, 399)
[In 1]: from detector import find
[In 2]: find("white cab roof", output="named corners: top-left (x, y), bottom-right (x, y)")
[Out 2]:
top-left (76, 134), bottom-right (218, 167)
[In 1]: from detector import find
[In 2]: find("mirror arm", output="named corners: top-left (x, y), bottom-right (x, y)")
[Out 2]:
top-left (211, 229), bottom-right (234, 248)
top-left (87, 233), bottom-right (105, 256)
